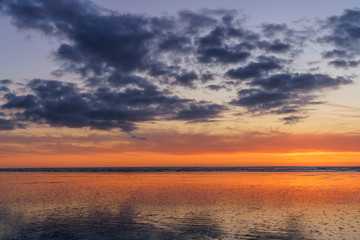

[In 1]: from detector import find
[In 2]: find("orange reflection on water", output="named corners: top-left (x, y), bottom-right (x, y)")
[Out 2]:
top-left (1, 172), bottom-right (359, 205)
top-left (0, 172), bottom-right (360, 239)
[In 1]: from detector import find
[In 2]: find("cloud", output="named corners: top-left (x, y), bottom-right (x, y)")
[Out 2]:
top-left (195, 23), bottom-right (256, 64)
top-left (158, 36), bottom-right (192, 53)
top-left (226, 56), bottom-right (283, 80)
top-left (174, 72), bottom-right (198, 87)
top-left (257, 40), bottom-right (291, 53)
top-left (178, 10), bottom-right (218, 33)
top-left (280, 115), bottom-right (307, 124)
top-left (261, 23), bottom-right (289, 37)
top-left (197, 46), bottom-right (250, 64)
top-left (0, 0), bottom-right (355, 132)
top-left (231, 89), bottom-right (288, 108)
top-left (173, 103), bottom-right (226, 122)
top-left (2, 93), bottom-right (37, 109)
top-left (250, 73), bottom-right (351, 91)
top-left (0, 80), bottom-right (11, 92)
top-left (328, 59), bottom-right (360, 68)
top-left (2, 131), bottom-right (360, 155)
top-left (0, 119), bottom-right (25, 130)
top-left (1, 79), bottom-right (225, 132)
top-left (322, 50), bottom-right (349, 59)
top-left (0, 86), bottom-right (10, 92)
top-left (206, 84), bottom-right (228, 91)
top-left (321, 9), bottom-right (360, 59)
top-left (0, 79), bottom-right (12, 85)
top-left (230, 73), bottom-right (352, 115)
top-left (1, 0), bottom-right (154, 75)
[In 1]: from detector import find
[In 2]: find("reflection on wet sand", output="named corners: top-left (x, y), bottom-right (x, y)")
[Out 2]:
top-left (0, 172), bottom-right (359, 239)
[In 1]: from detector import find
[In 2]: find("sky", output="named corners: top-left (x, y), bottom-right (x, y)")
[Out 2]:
top-left (0, 0), bottom-right (360, 167)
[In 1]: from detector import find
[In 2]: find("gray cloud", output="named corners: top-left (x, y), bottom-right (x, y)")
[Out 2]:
top-left (206, 84), bottom-right (228, 91)
top-left (250, 73), bottom-right (351, 91)
top-left (328, 59), bottom-right (360, 68)
top-left (261, 23), bottom-right (289, 37)
top-left (0, 0), bottom-right (354, 131)
top-left (0, 118), bottom-right (25, 130)
top-left (0, 86), bottom-right (10, 92)
top-left (173, 103), bottom-right (226, 122)
top-left (257, 40), bottom-right (291, 53)
top-left (1, 79), bottom-right (225, 132)
top-left (226, 56), bottom-right (283, 80)
top-left (0, 79), bottom-right (12, 85)
top-left (230, 73), bottom-right (352, 115)
top-left (174, 72), bottom-right (198, 88)
top-left (281, 115), bottom-right (307, 125)
top-left (322, 49), bottom-right (349, 59)
top-left (321, 9), bottom-right (360, 62)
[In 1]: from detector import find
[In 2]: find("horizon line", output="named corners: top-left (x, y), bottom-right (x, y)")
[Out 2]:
top-left (1, 166), bottom-right (360, 172)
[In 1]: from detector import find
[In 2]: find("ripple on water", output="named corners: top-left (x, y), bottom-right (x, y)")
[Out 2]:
top-left (0, 172), bottom-right (360, 239)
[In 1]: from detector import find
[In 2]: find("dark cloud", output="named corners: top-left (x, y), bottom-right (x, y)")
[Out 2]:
top-left (0, 0), bottom-right (273, 86)
top-left (0, 119), bottom-right (16, 130)
top-left (0, 80), bottom-right (11, 92)
top-left (195, 25), bottom-right (256, 64)
top-left (322, 9), bottom-right (360, 58)
top-left (2, 93), bottom-right (37, 109)
top-left (258, 40), bottom-right (291, 53)
top-left (173, 103), bottom-right (226, 122)
top-left (322, 49), bottom-right (349, 59)
top-left (147, 63), bottom-right (178, 78)
top-left (226, 56), bottom-right (283, 80)
top-left (306, 61), bottom-right (322, 66)
top-left (206, 84), bottom-right (228, 91)
top-left (0, 86), bottom-right (10, 92)
top-left (1, 0), bottom-right (156, 77)
top-left (178, 10), bottom-right (218, 33)
top-left (328, 59), bottom-right (360, 68)
top-left (198, 27), bottom-right (224, 47)
top-left (250, 73), bottom-right (351, 91)
top-left (0, 0), bottom-right (286, 81)
top-left (261, 23), bottom-right (289, 37)
top-left (1, 79), bottom-right (224, 132)
top-left (0, 79), bottom-right (12, 85)
top-left (231, 73), bottom-right (352, 116)
top-left (0, 0), bottom-right (354, 131)
top-left (200, 73), bottom-right (215, 83)
top-left (197, 46), bottom-right (250, 64)
top-left (257, 40), bottom-right (291, 53)
top-left (158, 36), bottom-right (192, 53)
top-left (231, 89), bottom-right (289, 110)
top-left (260, 23), bottom-right (307, 56)
top-left (0, 118), bottom-right (25, 130)
top-left (174, 72), bottom-right (198, 87)
top-left (281, 115), bottom-right (306, 124)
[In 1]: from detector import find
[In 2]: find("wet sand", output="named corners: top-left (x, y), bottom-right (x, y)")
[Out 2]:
top-left (0, 172), bottom-right (359, 239)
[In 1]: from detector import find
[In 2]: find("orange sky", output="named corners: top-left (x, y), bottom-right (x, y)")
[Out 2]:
top-left (1, 152), bottom-right (360, 168)
top-left (1, 129), bottom-right (360, 167)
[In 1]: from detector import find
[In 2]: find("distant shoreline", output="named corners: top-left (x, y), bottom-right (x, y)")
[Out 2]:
top-left (0, 166), bottom-right (360, 172)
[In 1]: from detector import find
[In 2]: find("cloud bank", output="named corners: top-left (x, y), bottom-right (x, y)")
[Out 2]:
top-left (0, 0), bottom-right (355, 133)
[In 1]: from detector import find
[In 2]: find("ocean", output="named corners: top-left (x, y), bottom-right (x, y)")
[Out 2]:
top-left (0, 168), bottom-right (359, 239)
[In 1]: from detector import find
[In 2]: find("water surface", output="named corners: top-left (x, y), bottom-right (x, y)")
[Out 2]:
top-left (0, 172), bottom-right (359, 239)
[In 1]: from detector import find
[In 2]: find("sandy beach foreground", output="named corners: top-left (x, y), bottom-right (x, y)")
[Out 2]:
top-left (0, 172), bottom-right (359, 239)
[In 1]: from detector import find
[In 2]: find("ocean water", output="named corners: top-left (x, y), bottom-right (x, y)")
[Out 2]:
top-left (0, 170), bottom-right (360, 239)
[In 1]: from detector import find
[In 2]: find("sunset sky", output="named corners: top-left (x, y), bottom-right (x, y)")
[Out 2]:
top-left (0, 0), bottom-right (360, 167)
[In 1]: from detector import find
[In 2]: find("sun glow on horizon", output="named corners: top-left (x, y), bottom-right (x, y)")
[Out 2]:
top-left (1, 151), bottom-right (359, 168)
